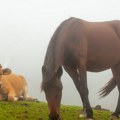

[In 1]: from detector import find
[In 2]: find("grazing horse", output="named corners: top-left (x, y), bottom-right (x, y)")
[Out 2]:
top-left (41, 17), bottom-right (120, 120)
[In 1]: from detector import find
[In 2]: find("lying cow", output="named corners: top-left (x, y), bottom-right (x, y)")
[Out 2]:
top-left (0, 65), bottom-right (35, 101)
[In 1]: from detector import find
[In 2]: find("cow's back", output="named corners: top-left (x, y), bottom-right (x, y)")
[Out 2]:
top-left (1, 73), bottom-right (26, 96)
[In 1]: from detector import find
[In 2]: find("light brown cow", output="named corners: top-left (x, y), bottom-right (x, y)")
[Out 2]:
top-left (0, 65), bottom-right (34, 101)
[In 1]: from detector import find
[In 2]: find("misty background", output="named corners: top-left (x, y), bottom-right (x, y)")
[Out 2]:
top-left (0, 0), bottom-right (120, 111)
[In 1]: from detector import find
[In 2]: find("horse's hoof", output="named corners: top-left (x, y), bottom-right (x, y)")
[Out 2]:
top-left (79, 114), bottom-right (86, 118)
top-left (79, 111), bottom-right (86, 118)
top-left (110, 115), bottom-right (119, 120)
top-left (86, 118), bottom-right (94, 120)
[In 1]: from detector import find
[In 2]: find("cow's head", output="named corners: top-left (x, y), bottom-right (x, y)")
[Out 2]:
top-left (0, 64), bottom-right (12, 100)
top-left (0, 64), bottom-right (12, 78)
top-left (0, 64), bottom-right (11, 90)
top-left (0, 64), bottom-right (12, 87)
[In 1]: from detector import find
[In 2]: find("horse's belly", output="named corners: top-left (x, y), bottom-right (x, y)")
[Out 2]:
top-left (87, 62), bottom-right (113, 72)
top-left (87, 48), bottom-right (120, 72)
top-left (86, 32), bottom-right (120, 72)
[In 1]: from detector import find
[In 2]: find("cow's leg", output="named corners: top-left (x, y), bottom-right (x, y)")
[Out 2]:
top-left (8, 92), bottom-right (18, 101)
top-left (22, 85), bottom-right (29, 99)
top-left (0, 94), bottom-right (8, 101)
top-left (22, 85), bottom-right (36, 101)
top-left (0, 94), bottom-right (4, 100)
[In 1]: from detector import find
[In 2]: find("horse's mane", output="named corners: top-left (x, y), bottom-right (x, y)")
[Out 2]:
top-left (41, 18), bottom-right (73, 91)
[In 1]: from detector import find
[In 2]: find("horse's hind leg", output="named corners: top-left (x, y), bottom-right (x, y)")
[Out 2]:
top-left (64, 65), bottom-right (93, 119)
top-left (111, 65), bottom-right (120, 119)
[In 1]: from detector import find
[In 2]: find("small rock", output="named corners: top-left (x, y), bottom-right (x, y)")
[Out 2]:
top-left (94, 105), bottom-right (101, 110)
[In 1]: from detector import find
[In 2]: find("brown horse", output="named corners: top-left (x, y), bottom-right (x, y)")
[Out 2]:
top-left (41, 17), bottom-right (120, 120)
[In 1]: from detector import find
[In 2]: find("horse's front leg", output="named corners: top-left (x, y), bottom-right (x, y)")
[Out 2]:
top-left (77, 58), bottom-right (93, 120)
top-left (64, 63), bottom-right (93, 120)
top-left (49, 114), bottom-right (61, 120)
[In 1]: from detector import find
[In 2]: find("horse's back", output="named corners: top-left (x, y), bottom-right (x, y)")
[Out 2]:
top-left (84, 20), bottom-right (120, 71)
top-left (59, 18), bottom-right (120, 71)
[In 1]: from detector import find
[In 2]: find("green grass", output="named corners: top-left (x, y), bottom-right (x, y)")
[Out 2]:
top-left (0, 101), bottom-right (112, 120)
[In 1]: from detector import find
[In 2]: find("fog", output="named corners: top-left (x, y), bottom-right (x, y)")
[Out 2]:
top-left (0, 0), bottom-right (120, 111)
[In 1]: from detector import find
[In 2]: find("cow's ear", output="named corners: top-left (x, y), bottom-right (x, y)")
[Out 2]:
top-left (0, 64), bottom-right (2, 68)
top-left (2, 68), bottom-right (12, 75)
top-left (0, 82), bottom-right (3, 88)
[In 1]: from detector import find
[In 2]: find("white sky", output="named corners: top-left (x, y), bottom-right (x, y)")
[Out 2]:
top-left (0, 0), bottom-right (120, 111)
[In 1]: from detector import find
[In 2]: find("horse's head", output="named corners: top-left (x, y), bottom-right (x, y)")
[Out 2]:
top-left (41, 65), bottom-right (63, 120)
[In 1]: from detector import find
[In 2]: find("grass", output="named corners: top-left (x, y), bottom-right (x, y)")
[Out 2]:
top-left (0, 101), bottom-right (112, 120)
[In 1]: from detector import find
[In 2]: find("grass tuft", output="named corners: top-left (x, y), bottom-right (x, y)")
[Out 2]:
top-left (0, 101), bottom-right (112, 120)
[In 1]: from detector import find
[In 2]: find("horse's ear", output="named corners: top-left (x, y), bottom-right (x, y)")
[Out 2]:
top-left (55, 67), bottom-right (63, 77)
top-left (42, 65), bottom-right (46, 73)
top-left (2, 68), bottom-right (12, 75)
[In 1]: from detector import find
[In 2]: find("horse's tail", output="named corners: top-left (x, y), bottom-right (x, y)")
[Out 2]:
top-left (99, 77), bottom-right (116, 98)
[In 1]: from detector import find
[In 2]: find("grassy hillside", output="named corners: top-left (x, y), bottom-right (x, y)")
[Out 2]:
top-left (0, 101), bottom-right (111, 120)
